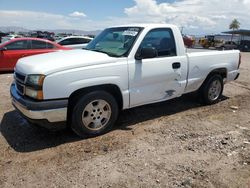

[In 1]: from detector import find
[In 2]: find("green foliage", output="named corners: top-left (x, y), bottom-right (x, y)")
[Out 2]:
top-left (229, 19), bottom-right (240, 30)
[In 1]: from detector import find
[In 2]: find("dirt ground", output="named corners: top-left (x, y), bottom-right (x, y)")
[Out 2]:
top-left (0, 53), bottom-right (250, 188)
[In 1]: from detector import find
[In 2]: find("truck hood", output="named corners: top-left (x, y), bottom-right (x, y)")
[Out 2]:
top-left (16, 49), bottom-right (116, 75)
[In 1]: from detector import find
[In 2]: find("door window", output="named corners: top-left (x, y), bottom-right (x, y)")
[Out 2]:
top-left (31, 40), bottom-right (47, 49)
top-left (47, 43), bottom-right (57, 49)
top-left (59, 38), bottom-right (72, 45)
top-left (139, 28), bottom-right (177, 57)
top-left (73, 38), bottom-right (91, 44)
top-left (84, 38), bottom-right (92, 43)
top-left (5, 40), bottom-right (28, 50)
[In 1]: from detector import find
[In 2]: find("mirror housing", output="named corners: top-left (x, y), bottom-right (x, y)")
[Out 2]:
top-left (135, 47), bottom-right (157, 60)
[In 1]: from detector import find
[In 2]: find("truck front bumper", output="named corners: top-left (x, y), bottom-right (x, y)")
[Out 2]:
top-left (10, 84), bottom-right (68, 129)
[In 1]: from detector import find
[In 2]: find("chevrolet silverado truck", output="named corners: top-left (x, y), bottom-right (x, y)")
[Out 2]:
top-left (11, 24), bottom-right (241, 137)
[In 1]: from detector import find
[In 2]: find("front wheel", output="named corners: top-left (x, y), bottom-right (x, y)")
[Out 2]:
top-left (71, 91), bottom-right (119, 137)
top-left (201, 75), bottom-right (224, 105)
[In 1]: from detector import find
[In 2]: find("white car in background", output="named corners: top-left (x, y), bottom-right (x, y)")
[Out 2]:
top-left (1, 34), bottom-right (21, 43)
top-left (56, 36), bottom-right (93, 49)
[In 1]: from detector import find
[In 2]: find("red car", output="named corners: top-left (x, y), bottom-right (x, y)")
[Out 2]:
top-left (0, 38), bottom-right (70, 71)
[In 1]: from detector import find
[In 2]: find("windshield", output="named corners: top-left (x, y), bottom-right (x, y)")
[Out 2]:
top-left (85, 27), bottom-right (143, 57)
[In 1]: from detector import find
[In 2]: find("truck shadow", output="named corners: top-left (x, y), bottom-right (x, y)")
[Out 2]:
top-left (0, 94), bottom-right (229, 153)
top-left (0, 71), bottom-right (13, 74)
top-left (0, 111), bottom-right (78, 153)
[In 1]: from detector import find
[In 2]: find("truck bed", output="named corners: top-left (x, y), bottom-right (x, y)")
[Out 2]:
top-left (184, 49), bottom-right (240, 94)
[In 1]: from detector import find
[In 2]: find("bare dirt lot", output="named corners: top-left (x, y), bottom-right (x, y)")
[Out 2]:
top-left (0, 53), bottom-right (250, 188)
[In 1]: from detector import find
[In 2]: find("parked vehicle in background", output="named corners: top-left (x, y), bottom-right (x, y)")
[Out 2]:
top-left (1, 34), bottom-right (21, 43)
top-left (238, 40), bottom-right (250, 52)
top-left (11, 24), bottom-right (241, 137)
top-left (57, 36), bottom-right (93, 49)
top-left (199, 35), bottom-right (214, 48)
top-left (183, 35), bottom-right (195, 48)
top-left (0, 38), bottom-right (70, 71)
top-left (54, 33), bottom-right (72, 41)
top-left (199, 35), bottom-right (223, 49)
top-left (30, 31), bottom-right (55, 41)
top-left (0, 31), bottom-right (8, 43)
top-left (217, 41), bottom-right (238, 50)
top-left (54, 35), bottom-right (63, 41)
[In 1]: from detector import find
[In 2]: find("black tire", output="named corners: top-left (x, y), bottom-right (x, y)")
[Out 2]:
top-left (201, 74), bottom-right (224, 105)
top-left (71, 91), bottom-right (119, 137)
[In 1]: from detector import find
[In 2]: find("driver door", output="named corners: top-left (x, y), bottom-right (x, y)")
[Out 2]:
top-left (128, 28), bottom-right (188, 107)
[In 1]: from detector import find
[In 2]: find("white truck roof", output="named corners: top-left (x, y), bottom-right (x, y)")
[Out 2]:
top-left (110, 23), bottom-right (178, 29)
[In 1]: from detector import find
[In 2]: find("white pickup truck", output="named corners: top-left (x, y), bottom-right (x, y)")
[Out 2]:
top-left (11, 24), bottom-right (241, 137)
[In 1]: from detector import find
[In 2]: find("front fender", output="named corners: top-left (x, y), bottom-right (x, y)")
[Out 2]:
top-left (42, 61), bottom-right (130, 109)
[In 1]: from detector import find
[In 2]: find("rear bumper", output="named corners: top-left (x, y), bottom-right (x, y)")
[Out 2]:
top-left (234, 73), bottom-right (240, 80)
top-left (11, 84), bottom-right (68, 129)
top-left (227, 69), bottom-right (240, 82)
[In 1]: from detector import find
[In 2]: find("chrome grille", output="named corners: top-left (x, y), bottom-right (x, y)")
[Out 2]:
top-left (15, 72), bottom-right (26, 83)
top-left (14, 71), bottom-right (26, 95)
top-left (16, 82), bottom-right (24, 95)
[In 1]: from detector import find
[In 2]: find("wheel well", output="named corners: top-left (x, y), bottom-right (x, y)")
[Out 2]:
top-left (206, 68), bottom-right (227, 80)
top-left (66, 84), bottom-right (123, 126)
top-left (199, 68), bottom-right (227, 91)
top-left (68, 84), bottom-right (123, 111)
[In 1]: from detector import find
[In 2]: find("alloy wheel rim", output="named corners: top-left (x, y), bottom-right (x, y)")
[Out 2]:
top-left (208, 80), bottom-right (222, 101)
top-left (82, 99), bottom-right (111, 131)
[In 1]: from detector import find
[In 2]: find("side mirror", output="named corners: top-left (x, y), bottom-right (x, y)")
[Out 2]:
top-left (135, 47), bottom-right (157, 60)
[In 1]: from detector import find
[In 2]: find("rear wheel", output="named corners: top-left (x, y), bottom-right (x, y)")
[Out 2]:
top-left (201, 74), bottom-right (224, 105)
top-left (71, 91), bottom-right (119, 137)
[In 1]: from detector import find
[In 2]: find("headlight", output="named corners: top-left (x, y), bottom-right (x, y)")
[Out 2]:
top-left (26, 74), bottom-right (45, 86)
top-left (25, 87), bottom-right (43, 100)
top-left (25, 74), bottom-right (45, 100)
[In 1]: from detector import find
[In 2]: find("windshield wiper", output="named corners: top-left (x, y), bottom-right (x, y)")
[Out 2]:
top-left (91, 49), bottom-right (119, 57)
top-left (91, 49), bottom-right (106, 54)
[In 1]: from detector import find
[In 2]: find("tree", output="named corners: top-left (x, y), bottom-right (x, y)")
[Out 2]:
top-left (229, 19), bottom-right (240, 30)
top-left (229, 19), bottom-right (240, 41)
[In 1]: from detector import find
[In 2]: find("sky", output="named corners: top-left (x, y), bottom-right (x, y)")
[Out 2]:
top-left (0, 0), bottom-right (249, 34)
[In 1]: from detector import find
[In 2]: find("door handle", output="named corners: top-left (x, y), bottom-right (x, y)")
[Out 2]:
top-left (172, 62), bottom-right (181, 69)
